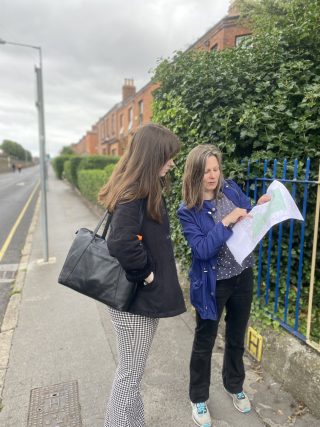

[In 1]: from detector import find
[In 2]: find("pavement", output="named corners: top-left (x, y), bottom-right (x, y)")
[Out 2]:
top-left (0, 169), bottom-right (319, 427)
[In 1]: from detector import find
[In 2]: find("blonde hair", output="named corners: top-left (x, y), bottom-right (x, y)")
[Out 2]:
top-left (98, 123), bottom-right (180, 222)
top-left (182, 144), bottom-right (224, 209)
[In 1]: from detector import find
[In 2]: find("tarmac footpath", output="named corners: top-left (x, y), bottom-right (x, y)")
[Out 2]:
top-left (0, 170), bottom-right (319, 426)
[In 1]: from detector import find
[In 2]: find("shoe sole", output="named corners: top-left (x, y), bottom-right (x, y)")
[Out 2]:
top-left (192, 415), bottom-right (212, 427)
top-left (224, 389), bottom-right (251, 414)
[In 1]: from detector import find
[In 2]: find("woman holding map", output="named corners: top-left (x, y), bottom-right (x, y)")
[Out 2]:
top-left (177, 145), bottom-right (270, 427)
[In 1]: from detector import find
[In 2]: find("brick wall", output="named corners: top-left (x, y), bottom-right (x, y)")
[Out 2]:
top-left (73, 131), bottom-right (98, 155)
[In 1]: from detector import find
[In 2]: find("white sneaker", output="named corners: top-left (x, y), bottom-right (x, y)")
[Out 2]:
top-left (225, 389), bottom-right (251, 413)
top-left (191, 401), bottom-right (212, 427)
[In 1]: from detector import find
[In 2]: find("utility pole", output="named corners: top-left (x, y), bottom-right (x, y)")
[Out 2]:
top-left (0, 38), bottom-right (49, 261)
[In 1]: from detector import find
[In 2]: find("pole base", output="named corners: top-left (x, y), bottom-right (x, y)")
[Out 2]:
top-left (36, 257), bottom-right (56, 266)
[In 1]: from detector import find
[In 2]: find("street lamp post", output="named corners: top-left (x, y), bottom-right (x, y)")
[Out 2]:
top-left (0, 38), bottom-right (49, 262)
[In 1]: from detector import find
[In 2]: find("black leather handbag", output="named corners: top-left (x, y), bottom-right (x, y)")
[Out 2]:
top-left (58, 207), bottom-right (142, 311)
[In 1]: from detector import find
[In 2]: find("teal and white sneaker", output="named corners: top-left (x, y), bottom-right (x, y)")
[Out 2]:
top-left (226, 389), bottom-right (251, 413)
top-left (191, 401), bottom-right (212, 427)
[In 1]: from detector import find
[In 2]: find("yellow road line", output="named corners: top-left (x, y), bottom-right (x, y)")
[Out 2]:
top-left (0, 180), bottom-right (40, 263)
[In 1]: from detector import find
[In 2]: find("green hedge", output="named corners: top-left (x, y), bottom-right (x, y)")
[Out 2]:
top-left (63, 156), bottom-right (83, 187)
top-left (77, 163), bottom-right (117, 204)
top-left (63, 160), bottom-right (72, 183)
top-left (52, 155), bottom-right (72, 180)
top-left (104, 163), bottom-right (116, 181)
top-left (78, 155), bottom-right (119, 171)
top-left (53, 154), bottom-right (118, 184)
top-left (77, 169), bottom-right (108, 204)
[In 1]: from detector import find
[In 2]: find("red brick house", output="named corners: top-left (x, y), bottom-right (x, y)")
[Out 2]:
top-left (73, 2), bottom-right (250, 156)
top-left (72, 129), bottom-right (98, 155)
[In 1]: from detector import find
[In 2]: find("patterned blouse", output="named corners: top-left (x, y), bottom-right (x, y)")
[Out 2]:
top-left (210, 193), bottom-right (254, 280)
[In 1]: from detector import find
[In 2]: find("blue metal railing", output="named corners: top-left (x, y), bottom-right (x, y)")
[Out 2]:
top-left (244, 158), bottom-right (318, 341)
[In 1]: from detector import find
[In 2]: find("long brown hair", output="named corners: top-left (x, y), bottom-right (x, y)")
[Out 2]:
top-left (182, 144), bottom-right (224, 209)
top-left (98, 123), bottom-right (180, 222)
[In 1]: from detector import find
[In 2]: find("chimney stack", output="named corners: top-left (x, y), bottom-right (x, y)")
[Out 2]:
top-left (228, 0), bottom-right (239, 16)
top-left (122, 78), bottom-right (136, 101)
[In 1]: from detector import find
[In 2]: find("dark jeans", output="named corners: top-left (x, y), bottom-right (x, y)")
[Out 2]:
top-left (190, 267), bottom-right (253, 403)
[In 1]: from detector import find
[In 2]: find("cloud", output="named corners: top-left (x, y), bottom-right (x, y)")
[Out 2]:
top-left (0, 0), bottom-right (230, 156)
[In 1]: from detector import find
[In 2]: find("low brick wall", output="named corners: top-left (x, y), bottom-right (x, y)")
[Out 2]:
top-left (0, 157), bottom-right (10, 173)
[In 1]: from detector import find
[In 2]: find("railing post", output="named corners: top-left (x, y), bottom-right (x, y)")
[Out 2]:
top-left (284, 159), bottom-right (299, 323)
top-left (256, 160), bottom-right (268, 299)
top-left (265, 159), bottom-right (277, 305)
top-left (306, 163), bottom-right (320, 349)
top-left (274, 159), bottom-right (287, 314)
top-left (294, 158), bottom-right (310, 332)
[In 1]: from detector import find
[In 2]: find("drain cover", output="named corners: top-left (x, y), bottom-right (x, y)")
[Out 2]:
top-left (0, 264), bottom-right (19, 283)
top-left (27, 380), bottom-right (82, 426)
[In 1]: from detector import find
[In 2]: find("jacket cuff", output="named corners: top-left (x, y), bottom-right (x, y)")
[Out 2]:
top-left (125, 261), bottom-right (153, 282)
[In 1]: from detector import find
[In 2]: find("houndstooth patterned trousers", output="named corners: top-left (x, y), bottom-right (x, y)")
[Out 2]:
top-left (104, 307), bottom-right (159, 427)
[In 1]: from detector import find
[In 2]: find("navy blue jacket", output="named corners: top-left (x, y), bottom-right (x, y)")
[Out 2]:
top-left (177, 179), bottom-right (251, 320)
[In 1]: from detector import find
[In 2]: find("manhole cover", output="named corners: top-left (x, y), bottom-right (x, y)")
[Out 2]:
top-left (27, 380), bottom-right (82, 426)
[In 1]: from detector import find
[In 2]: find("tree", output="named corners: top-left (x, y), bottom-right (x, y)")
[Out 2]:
top-left (1, 139), bottom-right (32, 161)
top-left (237, 0), bottom-right (320, 61)
top-left (60, 145), bottom-right (75, 155)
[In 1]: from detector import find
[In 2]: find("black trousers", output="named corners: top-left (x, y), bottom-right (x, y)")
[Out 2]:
top-left (190, 267), bottom-right (253, 403)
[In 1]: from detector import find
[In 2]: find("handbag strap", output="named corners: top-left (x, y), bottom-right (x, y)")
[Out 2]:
top-left (92, 209), bottom-right (110, 238)
top-left (93, 199), bottom-right (145, 241)
top-left (101, 212), bottom-right (113, 239)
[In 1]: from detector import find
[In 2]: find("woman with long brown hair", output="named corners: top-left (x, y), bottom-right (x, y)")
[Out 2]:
top-left (99, 123), bottom-right (186, 427)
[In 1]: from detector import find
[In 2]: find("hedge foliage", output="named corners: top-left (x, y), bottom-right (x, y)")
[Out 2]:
top-left (78, 155), bottom-right (119, 171)
top-left (52, 155), bottom-right (72, 180)
top-left (63, 156), bottom-right (83, 187)
top-left (104, 163), bottom-right (116, 181)
top-left (77, 169), bottom-right (108, 204)
top-left (52, 155), bottom-right (117, 208)
top-left (63, 160), bottom-right (72, 184)
top-left (152, 0), bottom-right (320, 339)
top-left (52, 155), bottom-right (118, 185)
top-left (52, 154), bottom-right (118, 204)
top-left (1, 139), bottom-right (32, 161)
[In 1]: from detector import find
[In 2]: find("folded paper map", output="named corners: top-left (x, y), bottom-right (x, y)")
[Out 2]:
top-left (226, 180), bottom-right (303, 265)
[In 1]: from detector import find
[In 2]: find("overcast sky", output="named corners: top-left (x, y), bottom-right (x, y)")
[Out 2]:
top-left (0, 0), bottom-right (231, 157)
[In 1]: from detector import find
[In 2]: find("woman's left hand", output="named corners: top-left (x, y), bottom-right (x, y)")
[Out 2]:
top-left (257, 194), bottom-right (271, 205)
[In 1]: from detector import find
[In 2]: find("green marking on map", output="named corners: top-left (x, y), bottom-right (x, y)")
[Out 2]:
top-left (252, 189), bottom-right (286, 238)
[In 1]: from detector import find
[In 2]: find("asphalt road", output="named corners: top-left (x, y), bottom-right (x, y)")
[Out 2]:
top-left (0, 166), bottom-right (39, 326)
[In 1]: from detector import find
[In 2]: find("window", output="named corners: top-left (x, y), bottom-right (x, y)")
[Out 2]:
top-left (138, 101), bottom-right (143, 126)
top-left (235, 34), bottom-right (250, 47)
top-left (128, 108), bottom-right (133, 131)
top-left (119, 114), bottom-right (124, 136)
top-left (98, 123), bottom-right (103, 140)
top-left (111, 148), bottom-right (117, 156)
top-left (105, 119), bottom-right (109, 137)
top-left (111, 114), bottom-right (115, 135)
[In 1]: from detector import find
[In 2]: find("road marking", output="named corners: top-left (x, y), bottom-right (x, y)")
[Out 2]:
top-left (16, 182), bottom-right (25, 186)
top-left (0, 264), bottom-right (19, 283)
top-left (0, 180), bottom-right (40, 263)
